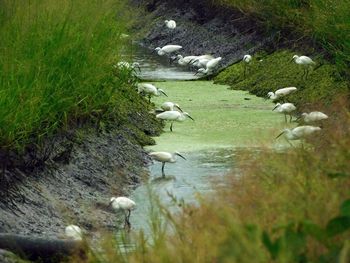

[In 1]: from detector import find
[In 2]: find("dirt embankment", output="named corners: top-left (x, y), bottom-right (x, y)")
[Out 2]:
top-left (135, 0), bottom-right (273, 70)
top-left (0, 111), bottom-right (161, 240)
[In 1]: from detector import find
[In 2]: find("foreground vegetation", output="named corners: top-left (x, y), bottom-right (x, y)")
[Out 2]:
top-left (0, 0), bottom-right (154, 153)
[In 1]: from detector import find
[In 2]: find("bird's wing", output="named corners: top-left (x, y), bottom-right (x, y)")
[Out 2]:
top-left (156, 111), bottom-right (180, 120)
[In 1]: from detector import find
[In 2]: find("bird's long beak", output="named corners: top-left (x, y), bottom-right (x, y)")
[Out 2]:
top-left (194, 71), bottom-right (199, 76)
top-left (175, 152), bottom-right (186, 160)
top-left (289, 58), bottom-right (294, 62)
top-left (275, 131), bottom-right (285, 139)
top-left (136, 65), bottom-right (141, 73)
top-left (175, 105), bottom-right (183, 112)
top-left (272, 105), bottom-right (278, 111)
top-left (160, 90), bottom-right (168, 97)
top-left (295, 116), bottom-right (301, 122)
top-left (187, 115), bottom-right (195, 121)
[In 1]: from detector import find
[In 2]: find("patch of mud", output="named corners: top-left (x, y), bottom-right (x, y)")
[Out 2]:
top-left (0, 113), bottom-right (162, 240)
top-left (135, 0), bottom-right (273, 70)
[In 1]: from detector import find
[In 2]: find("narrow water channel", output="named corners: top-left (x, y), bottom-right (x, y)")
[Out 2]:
top-left (119, 44), bottom-right (283, 243)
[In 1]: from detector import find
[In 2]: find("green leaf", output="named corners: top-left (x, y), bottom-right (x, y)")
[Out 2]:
top-left (262, 231), bottom-right (282, 259)
top-left (302, 220), bottom-right (328, 245)
top-left (340, 199), bottom-right (350, 217)
top-left (326, 216), bottom-right (350, 237)
top-left (284, 228), bottom-right (306, 255)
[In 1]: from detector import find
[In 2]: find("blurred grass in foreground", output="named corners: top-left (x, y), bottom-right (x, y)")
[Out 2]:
top-left (0, 0), bottom-right (145, 152)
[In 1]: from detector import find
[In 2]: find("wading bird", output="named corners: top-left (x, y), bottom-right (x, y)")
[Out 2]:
top-left (243, 54), bottom-right (252, 77)
top-left (65, 225), bottom-right (82, 241)
top-left (176, 55), bottom-right (199, 67)
top-left (138, 83), bottom-right (168, 103)
top-left (165, 20), bottom-right (176, 29)
top-left (272, 103), bottom-right (296, 122)
top-left (156, 111), bottom-right (194, 132)
top-left (109, 197), bottom-right (136, 229)
top-left (190, 54), bottom-right (214, 68)
top-left (115, 61), bottom-right (141, 73)
top-left (155, 45), bottom-right (182, 56)
top-left (149, 151), bottom-right (186, 177)
top-left (296, 111), bottom-right (328, 123)
top-left (161, 102), bottom-right (183, 112)
top-left (267, 87), bottom-right (297, 100)
top-left (195, 57), bottom-right (222, 75)
top-left (291, 55), bottom-right (315, 79)
top-left (276, 125), bottom-right (321, 141)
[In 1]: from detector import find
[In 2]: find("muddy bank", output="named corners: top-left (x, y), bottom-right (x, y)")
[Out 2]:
top-left (0, 111), bottom-right (162, 241)
top-left (134, 0), bottom-right (273, 70)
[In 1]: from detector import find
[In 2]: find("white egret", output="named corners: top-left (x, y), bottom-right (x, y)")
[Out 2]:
top-left (296, 111), bottom-right (328, 123)
top-left (137, 83), bottom-right (168, 103)
top-left (156, 111), bottom-right (194, 132)
top-left (291, 55), bottom-right (315, 79)
top-left (272, 103), bottom-right (296, 122)
top-left (276, 125), bottom-right (321, 140)
top-left (161, 102), bottom-right (183, 112)
top-left (155, 45), bottom-right (182, 56)
top-left (115, 61), bottom-right (141, 72)
top-left (177, 55), bottom-right (199, 67)
top-left (267, 87), bottom-right (297, 100)
top-left (195, 57), bottom-right (222, 75)
top-left (191, 54), bottom-right (215, 68)
top-left (149, 151), bottom-right (186, 177)
top-left (65, 225), bottom-right (82, 241)
top-left (109, 197), bottom-right (136, 229)
top-left (243, 54), bottom-right (252, 77)
top-left (165, 20), bottom-right (176, 29)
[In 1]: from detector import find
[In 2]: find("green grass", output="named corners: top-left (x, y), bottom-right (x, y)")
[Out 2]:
top-left (214, 0), bottom-right (350, 77)
top-left (214, 50), bottom-right (349, 106)
top-left (0, 0), bottom-right (152, 152)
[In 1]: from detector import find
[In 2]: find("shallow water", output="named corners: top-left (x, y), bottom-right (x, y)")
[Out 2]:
top-left (116, 44), bottom-right (288, 246)
top-left (122, 44), bottom-right (200, 80)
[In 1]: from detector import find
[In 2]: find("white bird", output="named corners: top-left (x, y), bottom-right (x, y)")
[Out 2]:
top-left (296, 111), bottom-right (328, 123)
top-left (161, 102), bottom-right (183, 112)
top-left (65, 225), bottom-right (82, 241)
top-left (149, 151), bottom-right (186, 177)
top-left (276, 125), bottom-right (321, 140)
top-left (267, 87), bottom-right (297, 100)
top-left (156, 110), bottom-right (194, 132)
top-left (291, 55), bottom-right (315, 79)
top-left (243, 54), bottom-right (252, 77)
top-left (115, 61), bottom-right (141, 72)
top-left (155, 45), bottom-right (182, 56)
top-left (177, 55), bottom-right (199, 67)
top-left (109, 197), bottom-right (136, 229)
top-left (195, 57), bottom-right (222, 75)
top-left (272, 103), bottom-right (296, 122)
top-left (138, 83), bottom-right (168, 103)
top-left (165, 20), bottom-right (176, 29)
top-left (191, 54), bottom-right (215, 68)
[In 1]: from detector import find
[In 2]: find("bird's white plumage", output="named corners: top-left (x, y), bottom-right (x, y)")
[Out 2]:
top-left (138, 83), bottom-right (167, 97)
top-left (268, 87), bottom-right (297, 100)
top-left (156, 111), bottom-right (192, 122)
top-left (300, 111), bottom-right (328, 123)
top-left (292, 55), bottom-right (315, 67)
top-left (197, 57), bottom-right (222, 74)
top-left (273, 103), bottom-right (296, 113)
top-left (165, 20), bottom-right (176, 29)
top-left (65, 225), bottom-right (82, 241)
top-left (243, 54), bottom-right (252, 63)
top-left (110, 197), bottom-right (136, 211)
top-left (177, 55), bottom-right (198, 66)
top-left (277, 126), bottom-right (321, 140)
top-left (161, 102), bottom-right (182, 112)
top-left (149, 152), bottom-right (176, 163)
top-left (155, 45), bottom-right (182, 56)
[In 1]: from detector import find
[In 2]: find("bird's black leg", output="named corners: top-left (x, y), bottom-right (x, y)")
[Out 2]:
top-left (305, 69), bottom-right (309, 79)
top-left (284, 114), bottom-right (287, 123)
top-left (244, 64), bottom-right (246, 78)
top-left (289, 114), bottom-right (292, 123)
top-left (161, 162), bottom-right (165, 178)
top-left (148, 95), bottom-right (151, 103)
top-left (170, 122), bottom-right (173, 132)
